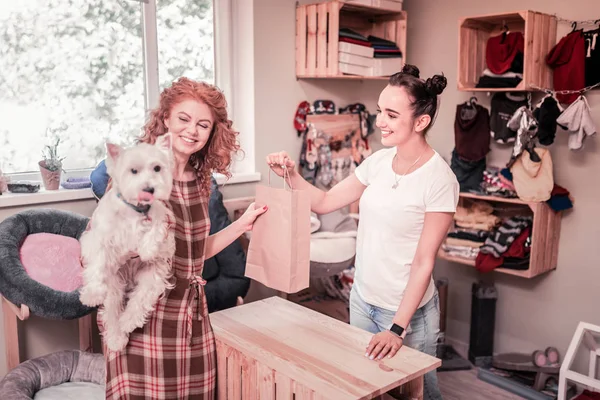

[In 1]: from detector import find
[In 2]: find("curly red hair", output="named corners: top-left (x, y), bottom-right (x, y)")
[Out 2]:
top-left (139, 77), bottom-right (240, 196)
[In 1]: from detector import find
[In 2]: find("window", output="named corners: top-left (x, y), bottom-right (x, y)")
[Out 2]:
top-left (0, 0), bottom-right (222, 177)
top-left (157, 0), bottom-right (215, 91)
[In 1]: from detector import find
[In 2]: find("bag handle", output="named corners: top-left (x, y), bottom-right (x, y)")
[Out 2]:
top-left (268, 166), bottom-right (294, 190)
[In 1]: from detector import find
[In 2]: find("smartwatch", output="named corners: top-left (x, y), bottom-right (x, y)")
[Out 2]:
top-left (390, 323), bottom-right (405, 338)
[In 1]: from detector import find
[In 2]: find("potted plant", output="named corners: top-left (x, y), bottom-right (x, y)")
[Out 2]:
top-left (39, 137), bottom-right (65, 190)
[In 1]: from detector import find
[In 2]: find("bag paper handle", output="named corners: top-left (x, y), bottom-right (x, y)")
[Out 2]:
top-left (268, 166), bottom-right (294, 190)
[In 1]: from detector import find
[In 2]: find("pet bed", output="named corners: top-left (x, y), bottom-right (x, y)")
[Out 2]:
top-left (0, 350), bottom-right (105, 400)
top-left (0, 208), bottom-right (95, 320)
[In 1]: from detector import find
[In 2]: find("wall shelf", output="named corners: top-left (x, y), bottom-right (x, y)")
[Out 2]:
top-left (438, 193), bottom-right (562, 279)
top-left (296, 0), bottom-right (406, 79)
top-left (296, 75), bottom-right (389, 81)
top-left (457, 10), bottom-right (557, 92)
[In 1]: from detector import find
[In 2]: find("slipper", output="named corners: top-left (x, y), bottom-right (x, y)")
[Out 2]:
top-left (313, 100), bottom-right (336, 115)
top-left (294, 101), bottom-right (311, 136)
top-left (305, 138), bottom-right (318, 170)
top-left (317, 143), bottom-right (333, 187)
top-left (356, 137), bottom-right (372, 165)
top-left (532, 347), bottom-right (560, 368)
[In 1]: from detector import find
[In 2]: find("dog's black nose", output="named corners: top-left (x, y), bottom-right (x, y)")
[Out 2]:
top-left (143, 187), bottom-right (155, 194)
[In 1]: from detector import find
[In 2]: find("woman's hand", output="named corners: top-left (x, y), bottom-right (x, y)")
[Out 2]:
top-left (365, 331), bottom-right (404, 360)
top-left (237, 202), bottom-right (268, 232)
top-left (266, 151), bottom-right (296, 178)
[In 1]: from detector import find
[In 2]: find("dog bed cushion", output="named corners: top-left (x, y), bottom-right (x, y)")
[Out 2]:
top-left (34, 382), bottom-right (103, 400)
top-left (0, 350), bottom-right (105, 400)
top-left (20, 233), bottom-right (83, 293)
top-left (0, 209), bottom-right (95, 320)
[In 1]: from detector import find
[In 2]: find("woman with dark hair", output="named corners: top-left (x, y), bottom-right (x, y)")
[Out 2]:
top-left (100, 77), bottom-right (266, 399)
top-left (267, 64), bottom-right (457, 399)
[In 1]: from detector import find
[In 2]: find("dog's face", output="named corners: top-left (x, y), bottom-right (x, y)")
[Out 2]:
top-left (105, 134), bottom-right (173, 206)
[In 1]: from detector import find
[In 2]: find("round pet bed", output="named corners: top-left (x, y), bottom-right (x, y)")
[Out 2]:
top-left (0, 208), bottom-right (95, 320)
top-left (0, 350), bottom-right (105, 400)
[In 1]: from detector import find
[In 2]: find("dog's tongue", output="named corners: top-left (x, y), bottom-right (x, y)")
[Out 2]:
top-left (138, 191), bottom-right (154, 203)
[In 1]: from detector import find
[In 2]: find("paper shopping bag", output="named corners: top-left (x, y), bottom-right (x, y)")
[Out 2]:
top-left (245, 171), bottom-right (311, 293)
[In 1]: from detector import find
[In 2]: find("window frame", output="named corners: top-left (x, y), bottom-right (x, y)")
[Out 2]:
top-left (2, 0), bottom-right (258, 204)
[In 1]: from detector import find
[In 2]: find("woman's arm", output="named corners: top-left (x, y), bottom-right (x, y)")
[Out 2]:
top-left (391, 211), bottom-right (454, 328)
top-left (366, 211), bottom-right (454, 360)
top-left (266, 151), bottom-right (366, 214)
top-left (204, 203), bottom-right (267, 259)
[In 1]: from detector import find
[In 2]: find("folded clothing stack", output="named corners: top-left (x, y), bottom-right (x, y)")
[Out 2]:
top-left (368, 35), bottom-right (402, 58)
top-left (338, 28), bottom-right (374, 76)
top-left (475, 216), bottom-right (533, 273)
top-left (337, 29), bottom-right (403, 76)
top-left (440, 201), bottom-right (501, 261)
top-left (339, 28), bottom-right (371, 47)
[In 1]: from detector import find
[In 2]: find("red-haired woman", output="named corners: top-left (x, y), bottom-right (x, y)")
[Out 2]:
top-left (102, 77), bottom-right (266, 399)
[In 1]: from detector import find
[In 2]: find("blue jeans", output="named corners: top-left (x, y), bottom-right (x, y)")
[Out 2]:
top-left (349, 287), bottom-right (443, 400)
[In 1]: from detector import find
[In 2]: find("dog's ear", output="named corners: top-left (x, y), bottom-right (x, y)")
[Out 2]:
top-left (155, 133), bottom-right (172, 153)
top-left (106, 143), bottom-right (123, 161)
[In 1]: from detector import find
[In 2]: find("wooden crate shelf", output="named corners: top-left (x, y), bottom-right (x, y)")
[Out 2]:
top-left (438, 193), bottom-right (562, 279)
top-left (457, 10), bottom-right (557, 92)
top-left (296, 75), bottom-right (389, 81)
top-left (296, 0), bottom-right (406, 79)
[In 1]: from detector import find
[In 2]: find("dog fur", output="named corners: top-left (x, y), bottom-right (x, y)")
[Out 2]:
top-left (79, 134), bottom-right (176, 352)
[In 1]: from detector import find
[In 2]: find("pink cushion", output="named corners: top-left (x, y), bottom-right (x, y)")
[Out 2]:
top-left (19, 233), bottom-right (83, 293)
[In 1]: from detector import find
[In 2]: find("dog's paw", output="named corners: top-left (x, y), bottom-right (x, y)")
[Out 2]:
top-left (79, 285), bottom-right (108, 307)
top-left (119, 313), bottom-right (146, 334)
top-left (105, 329), bottom-right (129, 352)
top-left (137, 248), bottom-right (158, 262)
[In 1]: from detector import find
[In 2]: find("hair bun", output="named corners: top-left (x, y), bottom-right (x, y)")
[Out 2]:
top-left (401, 64), bottom-right (420, 78)
top-left (425, 74), bottom-right (447, 96)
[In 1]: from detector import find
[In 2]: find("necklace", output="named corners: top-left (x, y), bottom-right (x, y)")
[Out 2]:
top-left (392, 150), bottom-right (427, 189)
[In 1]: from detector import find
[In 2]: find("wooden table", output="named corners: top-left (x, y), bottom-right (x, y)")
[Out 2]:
top-left (211, 296), bottom-right (440, 400)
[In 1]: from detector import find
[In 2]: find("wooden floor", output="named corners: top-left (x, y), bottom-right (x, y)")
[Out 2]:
top-left (437, 368), bottom-right (523, 400)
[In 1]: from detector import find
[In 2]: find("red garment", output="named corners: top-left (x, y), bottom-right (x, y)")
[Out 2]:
top-left (475, 226), bottom-right (531, 273)
top-left (486, 32), bottom-right (524, 74)
top-left (339, 37), bottom-right (372, 47)
top-left (572, 390), bottom-right (600, 400)
top-left (546, 31), bottom-right (586, 105)
top-left (551, 183), bottom-right (570, 197)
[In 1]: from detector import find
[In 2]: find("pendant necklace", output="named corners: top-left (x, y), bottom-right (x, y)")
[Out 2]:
top-left (392, 150), bottom-right (426, 189)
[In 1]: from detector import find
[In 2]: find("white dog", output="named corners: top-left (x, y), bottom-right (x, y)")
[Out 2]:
top-left (79, 134), bottom-right (176, 352)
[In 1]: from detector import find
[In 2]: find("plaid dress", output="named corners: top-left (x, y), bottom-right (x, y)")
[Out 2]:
top-left (104, 179), bottom-right (217, 399)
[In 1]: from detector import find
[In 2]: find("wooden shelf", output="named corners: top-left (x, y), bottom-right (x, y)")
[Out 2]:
top-left (337, 0), bottom-right (404, 15)
top-left (457, 10), bottom-right (557, 92)
top-left (437, 249), bottom-right (535, 278)
top-left (296, 1), bottom-right (406, 79)
top-left (297, 75), bottom-right (390, 80)
top-left (437, 192), bottom-right (562, 279)
top-left (457, 192), bottom-right (529, 206)
top-left (461, 87), bottom-right (532, 93)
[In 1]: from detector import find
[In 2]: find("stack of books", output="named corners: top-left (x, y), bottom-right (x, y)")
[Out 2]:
top-left (338, 28), bottom-right (403, 77)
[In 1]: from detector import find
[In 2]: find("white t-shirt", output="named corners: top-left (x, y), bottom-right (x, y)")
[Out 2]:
top-left (353, 147), bottom-right (459, 311)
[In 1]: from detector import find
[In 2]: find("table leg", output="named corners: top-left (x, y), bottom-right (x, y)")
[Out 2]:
top-left (402, 375), bottom-right (424, 400)
top-left (2, 298), bottom-right (20, 371)
top-left (78, 314), bottom-right (93, 352)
